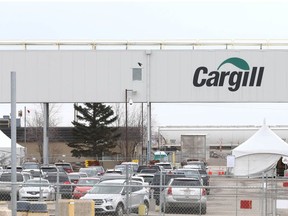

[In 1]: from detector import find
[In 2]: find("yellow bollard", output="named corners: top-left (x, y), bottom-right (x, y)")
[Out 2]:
top-left (68, 199), bottom-right (75, 216)
top-left (138, 204), bottom-right (146, 216)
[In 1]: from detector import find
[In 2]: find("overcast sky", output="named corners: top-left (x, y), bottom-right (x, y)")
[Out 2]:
top-left (1, 0), bottom-right (288, 127)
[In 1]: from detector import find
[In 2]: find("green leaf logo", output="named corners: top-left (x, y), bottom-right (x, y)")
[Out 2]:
top-left (217, 57), bottom-right (250, 70)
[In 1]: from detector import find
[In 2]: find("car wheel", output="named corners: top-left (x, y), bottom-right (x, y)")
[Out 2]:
top-left (115, 204), bottom-right (124, 216)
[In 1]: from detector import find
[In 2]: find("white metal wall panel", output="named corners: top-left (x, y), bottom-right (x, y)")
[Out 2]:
top-left (150, 50), bottom-right (288, 102)
top-left (0, 50), bottom-right (287, 103)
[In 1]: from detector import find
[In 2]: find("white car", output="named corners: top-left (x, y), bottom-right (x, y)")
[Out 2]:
top-left (154, 162), bottom-right (173, 171)
top-left (81, 179), bottom-right (150, 216)
top-left (162, 177), bottom-right (207, 214)
top-left (19, 178), bottom-right (56, 201)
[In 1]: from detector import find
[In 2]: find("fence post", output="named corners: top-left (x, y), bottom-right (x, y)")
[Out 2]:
top-left (236, 175), bottom-right (238, 216)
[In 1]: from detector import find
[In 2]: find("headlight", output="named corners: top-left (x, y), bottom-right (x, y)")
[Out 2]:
top-left (104, 198), bottom-right (113, 202)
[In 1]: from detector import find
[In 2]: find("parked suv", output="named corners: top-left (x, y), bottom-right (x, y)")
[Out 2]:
top-left (81, 179), bottom-right (150, 215)
top-left (151, 172), bottom-right (185, 205)
top-left (162, 177), bottom-right (207, 214)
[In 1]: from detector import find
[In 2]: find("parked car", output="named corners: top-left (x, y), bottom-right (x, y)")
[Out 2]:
top-left (54, 162), bottom-right (74, 173)
top-left (186, 160), bottom-right (207, 170)
top-left (68, 172), bottom-right (82, 185)
top-left (183, 164), bottom-right (203, 170)
top-left (40, 165), bottom-right (64, 174)
top-left (175, 168), bottom-right (210, 194)
top-left (19, 178), bottom-right (56, 201)
top-left (5, 166), bottom-right (23, 172)
top-left (162, 177), bottom-right (207, 214)
top-left (135, 173), bottom-right (155, 185)
top-left (140, 169), bottom-right (158, 174)
top-left (105, 169), bottom-right (123, 175)
top-left (0, 172), bottom-right (29, 200)
top-left (79, 166), bottom-right (105, 177)
top-left (114, 164), bottom-right (134, 175)
top-left (72, 177), bottom-right (100, 199)
top-left (81, 179), bottom-right (150, 215)
top-left (154, 162), bottom-right (173, 171)
top-left (136, 165), bottom-right (164, 173)
top-left (21, 162), bottom-right (42, 178)
top-left (121, 162), bottom-right (139, 173)
top-left (198, 169), bottom-right (210, 194)
top-left (44, 172), bottom-right (73, 199)
top-left (22, 162), bottom-right (41, 170)
top-left (151, 172), bottom-right (186, 205)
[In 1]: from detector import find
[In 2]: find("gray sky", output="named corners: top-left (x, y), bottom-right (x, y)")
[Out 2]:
top-left (1, 0), bottom-right (288, 127)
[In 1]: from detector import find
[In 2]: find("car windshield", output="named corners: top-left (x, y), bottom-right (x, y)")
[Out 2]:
top-left (0, 173), bottom-right (24, 182)
top-left (41, 167), bottom-right (58, 172)
top-left (89, 184), bottom-right (123, 194)
top-left (45, 174), bottom-right (69, 183)
top-left (140, 169), bottom-right (157, 173)
top-left (79, 169), bottom-right (98, 177)
top-left (158, 164), bottom-right (172, 169)
top-left (24, 180), bottom-right (49, 187)
top-left (176, 169), bottom-right (200, 176)
top-left (172, 179), bottom-right (201, 186)
top-left (78, 178), bottom-right (100, 185)
top-left (142, 176), bottom-right (154, 183)
top-left (22, 163), bottom-right (40, 169)
top-left (198, 170), bottom-right (207, 175)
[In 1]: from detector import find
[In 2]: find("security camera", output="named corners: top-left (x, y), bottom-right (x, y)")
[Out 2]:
top-left (128, 98), bottom-right (133, 105)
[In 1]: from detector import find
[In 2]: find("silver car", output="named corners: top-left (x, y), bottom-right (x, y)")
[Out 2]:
top-left (162, 177), bottom-right (207, 214)
top-left (19, 178), bottom-right (56, 201)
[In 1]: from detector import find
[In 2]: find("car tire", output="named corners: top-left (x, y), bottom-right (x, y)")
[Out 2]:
top-left (115, 204), bottom-right (124, 216)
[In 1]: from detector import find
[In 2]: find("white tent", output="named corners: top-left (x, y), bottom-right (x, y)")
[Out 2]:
top-left (231, 123), bottom-right (288, 177)
top-left (0, 130), bottom-right (26, 165)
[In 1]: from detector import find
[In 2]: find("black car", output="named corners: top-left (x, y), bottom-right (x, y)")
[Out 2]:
top-left (44, 172), bottom-right (73, 199)
top-left (151, 172), bottom-right (185, 205)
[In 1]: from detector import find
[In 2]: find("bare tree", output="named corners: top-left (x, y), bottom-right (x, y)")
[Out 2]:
top-left (112, 103), bottom-right (148, 161)
top-left (26, 104), bottom-right (61, 162)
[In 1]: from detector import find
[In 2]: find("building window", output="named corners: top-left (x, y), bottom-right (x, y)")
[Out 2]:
top-left (132, 68), bottom-right (142, 81)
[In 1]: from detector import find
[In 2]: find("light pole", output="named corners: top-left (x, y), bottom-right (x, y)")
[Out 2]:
top-left (125, 89), bottom-right (133, 161)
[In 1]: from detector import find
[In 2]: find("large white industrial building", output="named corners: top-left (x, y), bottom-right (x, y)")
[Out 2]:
top-left (157, 124), bottom-right (288, 162)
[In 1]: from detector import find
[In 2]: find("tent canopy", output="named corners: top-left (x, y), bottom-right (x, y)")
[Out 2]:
top-left (0, 130), bottom-right (25, 165)
top-left (232, 124), bottom-right (288, 176)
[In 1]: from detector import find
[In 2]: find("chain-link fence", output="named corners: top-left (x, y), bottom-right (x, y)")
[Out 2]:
top-left (0, 174), bottom-right (287, 215)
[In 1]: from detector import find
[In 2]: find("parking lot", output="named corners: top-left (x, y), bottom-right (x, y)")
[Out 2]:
top-left (0, 174), bottom-right (287, 216)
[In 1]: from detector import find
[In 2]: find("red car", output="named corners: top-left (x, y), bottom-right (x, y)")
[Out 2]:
top-left (72, 177), bottom-right (100, 199)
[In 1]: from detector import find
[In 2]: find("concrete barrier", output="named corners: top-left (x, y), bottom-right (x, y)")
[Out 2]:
top-left (0, 208), bottom-right (11, 216)
top-left (58, 199), bottom-right (94, 216)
